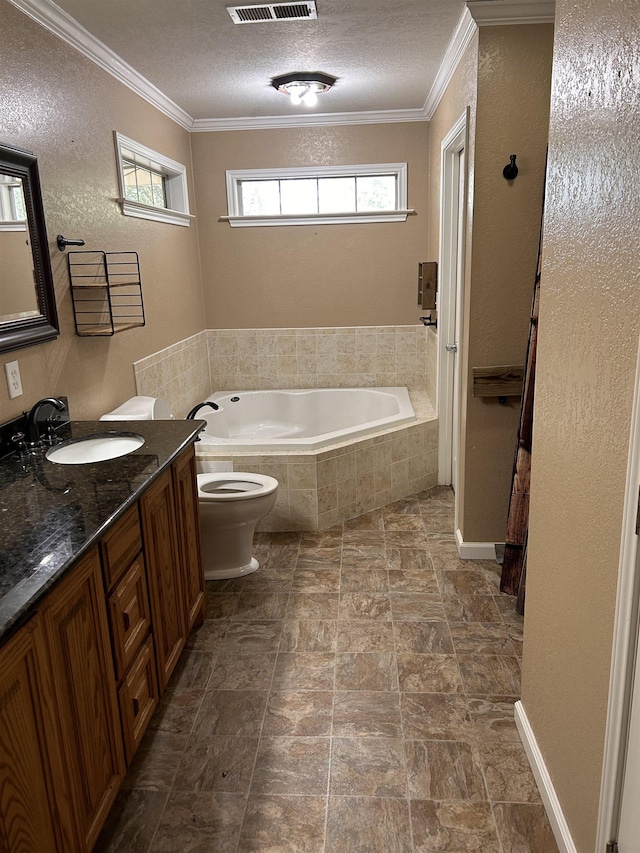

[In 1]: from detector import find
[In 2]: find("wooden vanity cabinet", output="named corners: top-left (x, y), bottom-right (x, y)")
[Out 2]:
top-left (42, 547), bottom-right (125, 852)
top-left (0, 441), bottom-right (205, 853)
top-left (172, 445), bottom-right (206, 631)
top-left (0, 617), bottom-right (76, 853)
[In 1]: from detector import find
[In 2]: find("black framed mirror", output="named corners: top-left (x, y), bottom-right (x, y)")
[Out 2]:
top-left (0, 142), bottom-right (59, 354)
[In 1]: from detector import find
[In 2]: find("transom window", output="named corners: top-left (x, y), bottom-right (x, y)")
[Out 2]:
top-left (225, 163), bottom-right (410, 227)
top-left (114, 132), bottom-right (193, 227)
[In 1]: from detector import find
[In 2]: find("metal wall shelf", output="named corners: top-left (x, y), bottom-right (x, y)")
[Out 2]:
top-left (67, 251), bottom-right (145, 336)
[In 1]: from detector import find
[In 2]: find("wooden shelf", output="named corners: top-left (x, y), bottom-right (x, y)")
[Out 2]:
top-left (472, 364), bottom-right (525, 397)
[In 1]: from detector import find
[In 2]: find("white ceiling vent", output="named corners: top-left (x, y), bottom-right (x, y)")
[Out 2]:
top-left (226, 2), bottom-right (317, 24)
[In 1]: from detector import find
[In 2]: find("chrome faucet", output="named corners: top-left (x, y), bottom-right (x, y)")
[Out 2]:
top-left (27, 397), bottom-right (67, 447)
top-left (186, 401), bottom-right (219, 419)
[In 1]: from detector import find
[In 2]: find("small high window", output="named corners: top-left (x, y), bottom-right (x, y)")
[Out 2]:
top-left (224, 163), bottom-right (410, 227)
top-left (114, 132), bottom-right (192, 227)
top-left (0, 174), bottom-right (27, 231)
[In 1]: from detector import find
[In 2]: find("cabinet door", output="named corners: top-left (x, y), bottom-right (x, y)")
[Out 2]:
top-left (42, 548), bottom-right (125, 852)
top-left (172, 446), bottom-right (206, 631)
top-left (0, 618), bottom-right (74, 853)
top-left (140, 468), bottom-right (186, 692)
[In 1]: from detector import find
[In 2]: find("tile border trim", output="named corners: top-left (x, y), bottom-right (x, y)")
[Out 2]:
top-left (515, 700), bottom-right (578, 853)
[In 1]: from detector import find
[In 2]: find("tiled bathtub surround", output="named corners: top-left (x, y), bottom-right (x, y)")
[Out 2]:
top-left (207, 325), bottom-right (435, 393)
top-left (197, 393), bottom-right (437, 532)
top-left (134, 331), bottom-right (210, 419)
top-left (134, 326), bottom-right (438, 530)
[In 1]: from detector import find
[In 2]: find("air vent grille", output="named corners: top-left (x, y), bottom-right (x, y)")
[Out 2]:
top-left (227, 2), bottom-right (317, 23)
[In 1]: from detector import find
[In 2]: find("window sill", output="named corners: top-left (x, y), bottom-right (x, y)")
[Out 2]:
top-left (220, 209), bottom-right (415, 228)
top-left (117, 198), bottom-right (194, 227)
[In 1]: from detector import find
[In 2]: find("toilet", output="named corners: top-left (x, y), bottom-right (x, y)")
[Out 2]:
top-left (197, 472), bottom-right (278, 579)
top-left (100, 396), bottom-right (279, 580)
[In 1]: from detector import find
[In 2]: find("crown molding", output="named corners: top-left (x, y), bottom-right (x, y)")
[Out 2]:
top-left (467, 0), bottom-right (555, 25)
top-left (8, 0), bottom-right (194, 130)
top-left (423, 6), bottom-right (477, 120)
top-left (191, 108), bottom-right (429, 132)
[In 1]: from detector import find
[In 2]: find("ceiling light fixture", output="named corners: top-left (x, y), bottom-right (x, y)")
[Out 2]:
top-left (271, 72), bottom-right (336, 107)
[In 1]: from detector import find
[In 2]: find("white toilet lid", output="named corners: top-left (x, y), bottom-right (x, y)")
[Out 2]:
top-left (197, 472), bottom-right (278, 501)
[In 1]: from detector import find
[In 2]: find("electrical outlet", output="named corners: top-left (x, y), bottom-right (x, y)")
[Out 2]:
top-left (4, 361), bottom-right (23, 399)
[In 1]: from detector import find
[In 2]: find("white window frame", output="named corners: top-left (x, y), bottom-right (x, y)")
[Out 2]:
top-left (223, 162), bottom-right (412, 227)
top-left (114, 132), bottom-right (193, 227)
top-left (0, 176), bottom-right (27, 232)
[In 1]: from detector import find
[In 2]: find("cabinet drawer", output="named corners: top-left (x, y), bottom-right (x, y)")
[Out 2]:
top-left (108, 556), bottom-right (152, 681)
top-left (118, 636), bottom-right (158, 765)
top-left (101, 504), bottom-right (143, 590)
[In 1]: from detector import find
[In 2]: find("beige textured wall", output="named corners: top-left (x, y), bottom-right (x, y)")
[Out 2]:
top-left (191, 123), bottom-right (429, 329)
top-left (522, 1), bottom-right (640, 849)
top-left (462, 24), bottom-right (553, 542)
top-left (0, 0), bottom-right (204, 422)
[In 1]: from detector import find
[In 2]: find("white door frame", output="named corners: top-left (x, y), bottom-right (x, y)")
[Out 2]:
top-left (437, 109), bottom-right (469, 503)
top-left (596, 336), bottom-right (640, 851)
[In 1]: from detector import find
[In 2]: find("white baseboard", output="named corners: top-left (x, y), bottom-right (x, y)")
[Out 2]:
top-left (514, 701), bottom-right (577, 853)
top-left (455, 528), bottom-right (501, 560)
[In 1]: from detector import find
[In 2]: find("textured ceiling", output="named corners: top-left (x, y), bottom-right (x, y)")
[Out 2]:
top-left (51, 0), bottom-right (468, 120)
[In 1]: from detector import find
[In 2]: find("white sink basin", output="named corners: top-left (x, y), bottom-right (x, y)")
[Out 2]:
top-left (46, 433), bottom-right (145, 464)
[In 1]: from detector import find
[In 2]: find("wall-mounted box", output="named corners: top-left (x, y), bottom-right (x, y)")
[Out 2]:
top-left (418, 261), bottom-right (437, 310)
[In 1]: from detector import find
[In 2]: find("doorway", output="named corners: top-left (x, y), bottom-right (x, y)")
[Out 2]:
top-left (437, 110), bottom-right (468, 522)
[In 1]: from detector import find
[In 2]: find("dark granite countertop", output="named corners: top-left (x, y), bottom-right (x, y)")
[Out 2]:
top-left (0, 419), bottom-right (204, 643)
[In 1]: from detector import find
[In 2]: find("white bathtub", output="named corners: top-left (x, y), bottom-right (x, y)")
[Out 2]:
top-left (196, 387), bottom-right (416, 451)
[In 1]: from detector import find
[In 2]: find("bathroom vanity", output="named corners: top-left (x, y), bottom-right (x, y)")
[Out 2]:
top-left (0, 420), bottom-right (205, 852)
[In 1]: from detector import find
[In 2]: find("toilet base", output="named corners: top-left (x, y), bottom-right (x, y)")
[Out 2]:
top-left (204, 556), bottom-right (260, 581)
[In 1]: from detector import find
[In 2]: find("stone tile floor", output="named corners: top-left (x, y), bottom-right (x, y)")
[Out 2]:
top-left (97, 486), bottom-right (558, 852)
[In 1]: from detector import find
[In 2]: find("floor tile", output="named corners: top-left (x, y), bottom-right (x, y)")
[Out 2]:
top-left (301, 530), bottom-right (343, 548)
top-left (151, 791), bottom-right (245, 852)
top-left (208, 650), bottom-right (277, 690)
top-left (442, 594), bottom-right (502, 623)
top-left (233, 590), bottom-right (289, 621)
top-left (383, 497), bottom-right (421, 515)
top-left (333, 690), bottom-right (403, 737)
top-left (401, 693), bottom-right (471, 740)
top-left (457, 654), bottom-right (521, 695)
top-left (206, 593), bottom-right (240, 620)
top-left (185, 619), bottom-right (227, 652)
top-left (173, 735), bottom-right (258, 793)
top-left (467, 695), bottom-right (521, 742)
top-left (279, 619), bottom-right (337, 652)
top-left (95, 789), bottom-right (167, 853)
top-left (273, 652), bottom-right (336, 690)
top-left (394, 621), bottom-right (454, 654)
top-left (410, 799), bottom-right (501, 852)
top-left (437, 569), bottom-right (494, 596)
top-left (287, 592), bottom-right (340, 619)
top-left (335, 651), bottom-right (398, 691)
top-left (222, 620), bottom-right (282, 651)
top-left (384, 514), bottom-right (427, 532)
top-left (194, 690), bottom-right (267, 737)
top-left (477, 742), bottom-right (542, 803)
top-left (330, 737), bottom-right (407, 797)
top-left (336, 620), bottom-right (395, 652)
top-left (343, 509), bottom-right (384, 530)
top-left (397, 654), bottom-right (462, 693)
top-left (405, 740), bottom-right (487, 801)
top-left (385, 530), bottom-right (429, 549)
top-left (292, 567), bottom-right (341, 592)
top-left (492, 802), bottom-right (559, 852)
top-left (242, 566), bottom-right (295, 591)
top-left (147, 687), bottom-right (204, 735)
top-left (326, 796), bottom-right (413, 852)
top-left (121, 730), bottom-right (188, 792)
top-left (263, 690), bottom-right (333, 736)
top-left (341, 544), bottom-right (388, 570)
top-left (390, 593), bottom-right (446, 621)
top-left (449, 622), bottom-right (517, 656)
top-left (388, 568), bottom-right (440, 594)
top-left (251, 736), bottom-right (330, 795)
top-left (238, 795), bottom-right (327, 852)
top-left (297, 546), bottom-right (342, 569)
top-left (340, 566), bottom-right (389, 592)
top-left (339, 591), bottom-right (392, 620)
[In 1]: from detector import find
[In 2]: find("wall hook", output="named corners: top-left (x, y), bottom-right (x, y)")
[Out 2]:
top-left (57, 235), bottom-right (85, 251)
top-left (503, 154), bottom-right (518, 181)
top-left (420, 314), bottom-right (437, 329)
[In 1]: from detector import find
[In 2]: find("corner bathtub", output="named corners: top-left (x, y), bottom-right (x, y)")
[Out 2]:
top-left (196, 387), bottom-right (416, 451)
